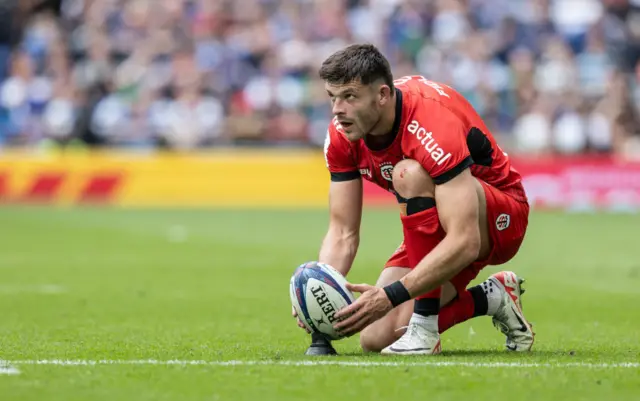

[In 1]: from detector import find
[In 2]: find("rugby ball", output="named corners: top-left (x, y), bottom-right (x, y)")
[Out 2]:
top-left (290, 261), bottom-right (355, 340)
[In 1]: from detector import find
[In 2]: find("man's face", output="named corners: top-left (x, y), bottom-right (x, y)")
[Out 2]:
top-left (325, 80), bottom-right (382, 141)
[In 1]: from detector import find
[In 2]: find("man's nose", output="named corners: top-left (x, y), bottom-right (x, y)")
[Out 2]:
top-left (332, 98), bottom-right (345, 116)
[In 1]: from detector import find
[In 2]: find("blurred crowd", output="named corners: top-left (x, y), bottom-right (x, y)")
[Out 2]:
top-left (0, 0), bottom-right (639, 156)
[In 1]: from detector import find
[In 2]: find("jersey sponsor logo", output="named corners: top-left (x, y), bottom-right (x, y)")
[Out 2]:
top-left (496, 213), bottom-right (510, 231)
top-left (407, 120), bottom-right (452, 166)
top-left (379, 162), bottom-right (394, 181)
top-left (359, 168), bottom-right (371, 178)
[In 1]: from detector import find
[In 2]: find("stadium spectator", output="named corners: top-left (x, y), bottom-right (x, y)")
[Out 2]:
top-left (0, 0), bottom-right (638, 156)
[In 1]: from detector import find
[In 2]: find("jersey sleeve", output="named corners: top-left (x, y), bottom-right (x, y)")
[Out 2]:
top-left (405, 99), bottom-right (473, 184)
top-left (323, 123), bottom-right (360, 182)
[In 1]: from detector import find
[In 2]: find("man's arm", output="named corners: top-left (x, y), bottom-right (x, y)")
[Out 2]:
top-left (318, 178), bottom-right (363, 276)
top-left (400, 168), bottom-right (481, 296)
top-left (331, 168), bottom-right (482, 336)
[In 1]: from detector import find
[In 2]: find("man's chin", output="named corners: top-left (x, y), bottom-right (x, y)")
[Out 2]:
top-left (344, 131), bottom-right (363, 141)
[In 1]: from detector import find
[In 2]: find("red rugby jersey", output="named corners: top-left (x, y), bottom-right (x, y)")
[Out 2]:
top-left (323, 75), bottom-right (527, 203)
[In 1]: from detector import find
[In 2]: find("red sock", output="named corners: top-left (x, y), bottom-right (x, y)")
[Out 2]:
top-left (400, 208), bottom-right (445, 270)
top-left (400, 206), bottom-right (485, 332)
top-left (438, 290), bottom-right (476, 333)
top-left (400, 208), bottom-right (446, 317)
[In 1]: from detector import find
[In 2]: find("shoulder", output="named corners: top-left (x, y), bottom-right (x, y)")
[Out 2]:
top-left (401, 98), bottom-right (472, 184)
top-left (324, 118), bottom-right (359, 174)
top-left (394, 76), bottom-right (457, 105)
top-left (324, 118), bottom-right (352, 154)
top-left (403, 97), bottom-right (467, 144)
top-left (395, 77), bottom-right (465, 124)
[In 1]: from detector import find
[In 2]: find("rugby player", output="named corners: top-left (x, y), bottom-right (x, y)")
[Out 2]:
top-left (294, 44), bottom-right (534, 356)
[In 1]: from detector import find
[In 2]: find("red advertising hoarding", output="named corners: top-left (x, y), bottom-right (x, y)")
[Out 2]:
top-left (364, 156), bottom-right (640, 211)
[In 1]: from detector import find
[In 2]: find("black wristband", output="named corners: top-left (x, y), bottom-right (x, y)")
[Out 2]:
top-left (383, 280), bottom-right (412, 307)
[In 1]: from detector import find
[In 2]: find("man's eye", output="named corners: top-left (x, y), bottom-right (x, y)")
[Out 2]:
top-left (345, 94), bottom-right (356, 100)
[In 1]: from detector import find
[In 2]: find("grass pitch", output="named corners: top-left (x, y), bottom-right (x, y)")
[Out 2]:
top-left (0, 206), bottom-right (639, 400)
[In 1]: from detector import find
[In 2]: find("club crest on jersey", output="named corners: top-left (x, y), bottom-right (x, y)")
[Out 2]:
top-left (407, 120), bottom-right (452, 165)
top-left (496, 213), bottom-right (510, 231)
top-left (379, 162), bottom-right (394, 181)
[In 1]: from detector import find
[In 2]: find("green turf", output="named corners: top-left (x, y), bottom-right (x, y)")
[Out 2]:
top-left (0, 206), bottom-right (639, 400)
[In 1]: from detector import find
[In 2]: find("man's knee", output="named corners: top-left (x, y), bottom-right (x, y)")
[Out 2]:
top-left (360, 325), bottom-right (400, 353)
top-left (392, 159), bottom-right (435, 199)
top-left (359, 326), bottom-right (381, 353)
top-left (359, 300), bottom-right (413, 352)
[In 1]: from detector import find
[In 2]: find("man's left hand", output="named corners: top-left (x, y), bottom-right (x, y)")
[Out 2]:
top-left (333, 283), bottom-right (393, 337)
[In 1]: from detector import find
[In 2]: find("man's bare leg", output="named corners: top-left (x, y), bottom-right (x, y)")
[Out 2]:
top-left (360, 267), bottom-right (457, 352)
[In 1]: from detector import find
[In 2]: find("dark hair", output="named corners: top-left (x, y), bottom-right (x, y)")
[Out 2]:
top-left (319, 44), bottom-right (394, 91)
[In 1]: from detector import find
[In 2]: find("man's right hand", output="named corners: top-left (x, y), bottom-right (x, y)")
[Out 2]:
top-left (292, 306), bottom-right (311, 333)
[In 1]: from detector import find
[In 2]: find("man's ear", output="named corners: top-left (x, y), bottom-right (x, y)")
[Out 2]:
top-left (378, 84), bottom-right (392, 106)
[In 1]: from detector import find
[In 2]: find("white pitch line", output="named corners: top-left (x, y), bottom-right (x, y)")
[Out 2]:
top-left (0, 284), bottom-right (67, 295)
top-left (2, 359), bottom-right (638, 369)
top-left (0, 365), bottom-right (20, 375)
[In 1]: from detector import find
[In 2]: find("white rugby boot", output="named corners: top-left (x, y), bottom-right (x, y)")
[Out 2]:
top-left (380, 314), bottom-right (442, 355)
top-left (487, 271), bottom-right (535, 351)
